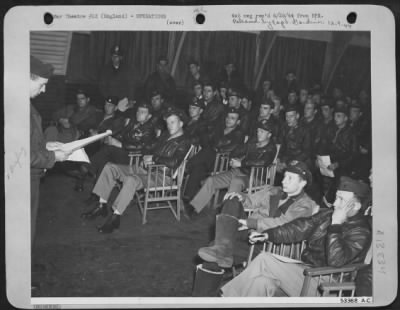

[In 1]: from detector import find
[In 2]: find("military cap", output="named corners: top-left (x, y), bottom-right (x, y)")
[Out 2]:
top-left (150, 89), bottom-right (163, 98)
top-left (226, 107), bottom-right (241, 118)
top-left (228, 88), bottom-right (242, 98)
top-left (164, 107), bottom-right (188, 124)
top-left (31, 56), bottom-right (54, 79)
top-left (257, 119), bottom-right (274, 134)
top-left (320, 96), bottom-right (334, 108)
top-left (137, 101), bottom-right (153, 113)
top-left (190, 97), bottom-right (206, 109)
top-left (337, 176), bottom-right (370, 201)
top-left (285, 160), bottom-right (312, 185)
top-left (188, 59), bottom-right (199, 66)
top-left (349, 100), bottom-right (362, 110)
top-left (110, 45), bottom-right (123, 56)
top-left (76, 88), bottom-right (90, 97)
top-left (157, 55), bottom-right (169, 63)
top-left (241, 89), bottom-right (253, 101)
top-left (219, 80), bottom-right (229, 89)
top-left (105, 96), bottom-right (119, 105)
top-left (260, 98), bottom-right (275, 109)
top-left (334, 105), bottom-right (349, 116)
top-left (285, 104), bottom-right (300, 114)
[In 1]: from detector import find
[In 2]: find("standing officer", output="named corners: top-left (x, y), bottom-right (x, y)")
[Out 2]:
top-left (30, 56), bottom-right (71, 244)
top-left (98, 45), bottom-right (135, 112)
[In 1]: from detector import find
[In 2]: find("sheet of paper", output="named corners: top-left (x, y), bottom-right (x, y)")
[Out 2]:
top-left (66, 148), bottom-right (90, 163)
top-left (317, 155), bottom-right (335, 178)
top-left (59, 130), bottom-right (112, 153)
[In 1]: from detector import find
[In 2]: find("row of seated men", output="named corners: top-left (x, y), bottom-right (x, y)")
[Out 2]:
top-left (44, 78), bottom-right (372, 236)
top-left (194, 163), bottom-right (372, 297)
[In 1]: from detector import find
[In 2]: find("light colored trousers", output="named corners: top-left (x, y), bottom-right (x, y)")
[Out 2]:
top-left (92, 163), bottom-right (171, 214)
top-left (221, 252), bottom-right (321, 297)
top-left (190, 168), bottom-right (249, 213)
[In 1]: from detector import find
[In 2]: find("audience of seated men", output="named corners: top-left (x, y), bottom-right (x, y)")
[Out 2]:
top-left (184, 119), bottom-right (277, 220)
top-left (183, 107), bottom-right (245, 212)
top-left (220, 176), bottom-right (371, 297)
top-left (197, 160), bottom-right (318, 268)
top-left (81, 109), bottom-right (190, 233)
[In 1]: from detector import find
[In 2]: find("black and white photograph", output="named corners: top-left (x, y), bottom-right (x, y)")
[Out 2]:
top-left (4, 4), bottom-right (397, 308)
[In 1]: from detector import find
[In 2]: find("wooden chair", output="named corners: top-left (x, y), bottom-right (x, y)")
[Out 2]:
top-left (243, 144), bottom-right (281, 216)
top-left (211, 151), bottom-right (231, 207)
top-left (181, 145), bottom-right (202, 195)
top-left (128, 150), bottom-right (142, 170)
top-left (246, 239), bottom-right (370, 297)
top-left (135, 145), bottom-right (194, 224)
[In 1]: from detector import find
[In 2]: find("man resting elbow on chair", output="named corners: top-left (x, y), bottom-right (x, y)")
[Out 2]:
top-left (80, 108), bottom-right (190, 234)
top-left (220, 176), bottom-right (372, 297)
top-left (197, 160), bottom-right (319, 269)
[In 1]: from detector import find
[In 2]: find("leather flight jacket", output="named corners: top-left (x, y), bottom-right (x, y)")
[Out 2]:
top-left (146, 133), bottom-right (191, 172)
top-left (279, 123), bottom-right (312, 164)
top-left (117, 119), bottom-right (155, 152)
top-left (211, 125), bottom-right (245, 153)
top-left (231, 140), bottom-right (277, 175)
top-left (265, 209), bottom-right (372, 268)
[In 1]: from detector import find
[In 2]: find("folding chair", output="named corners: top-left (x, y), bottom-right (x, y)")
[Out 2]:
top-left (135, 145), bottom-right (194, 224)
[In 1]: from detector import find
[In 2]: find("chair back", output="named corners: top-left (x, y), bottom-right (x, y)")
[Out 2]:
top-left (212, 151), bottom-right (230, 176)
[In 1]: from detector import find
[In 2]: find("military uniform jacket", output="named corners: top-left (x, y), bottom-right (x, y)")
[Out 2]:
top-left (117, 118), bottom-right (156, 151)
top-left (203, 99), bottom-right (225, 129)
top-left (300, 116), bottom-right (322, 158)
top-left (96, 114), bottom-right (125, 135)
top-left (31, 104), bottom-right (56, 176)
top-left (144, 71), bottom-right (176, 101)
top-left (230, 140), bottom-right (277, 175)
top-left (316, 119), bottom-right (336, 155)
top-left (145, 133), bottom-right (191, 171)
top-left (328, 124), bottom-right (358, 173)
top-left (211, 124), bottom-right (245, 153)
top-left (245, 187), bottom-right (318, 232)
top-left (184, 118), bottom-right (208, 147)
top-left (278, 123), bottom-right (312, 164)
top-left (265, 209), bottom-right (372, 268)
top-left (99, 63), bottom-right (134, 100)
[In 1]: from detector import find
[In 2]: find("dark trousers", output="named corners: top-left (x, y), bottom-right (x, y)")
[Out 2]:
top-left (31, 175), bottom-right (40, 245)
top-left (184, 147), bottom-right (217, 200)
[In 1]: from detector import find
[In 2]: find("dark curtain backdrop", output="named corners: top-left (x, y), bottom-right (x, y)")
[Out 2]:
top-left (173, 31), bottom-right (257, 89)
top-left (66, 31), bottom-right (368, 100)
top-left (330, 45), bottom-right (371, 97)
top-left (260, 36), bottom-right (327, 95)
